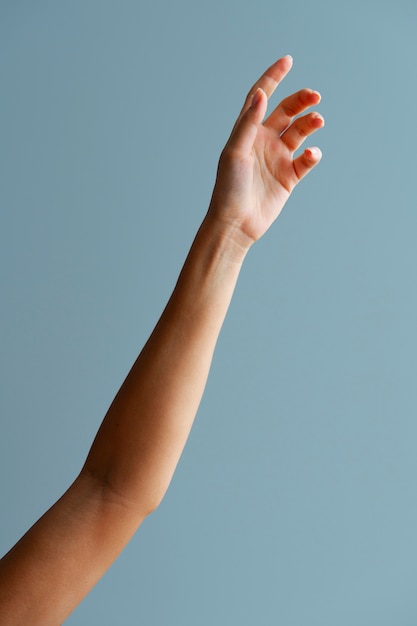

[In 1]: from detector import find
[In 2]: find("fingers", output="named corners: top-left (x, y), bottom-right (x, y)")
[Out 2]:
top-left (225, 57), bottom-right (324, 176)
top-left (280, 111), bottom-right (324, 152)
top-left (227, 87), bottom-right (268, 155)
top-left (293, 147), bottom-right (322, 181)
top-left (236, 55), bottom-right (293, 125)
top-left (265, 88), bottom-right (321, 134)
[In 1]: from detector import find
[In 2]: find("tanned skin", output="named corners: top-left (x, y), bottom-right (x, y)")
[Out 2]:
top-left (0, 56), bottom-right (324, 625)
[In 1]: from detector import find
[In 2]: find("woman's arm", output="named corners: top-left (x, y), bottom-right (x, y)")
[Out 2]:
top-left (0, 56), bottom-right (323, 625)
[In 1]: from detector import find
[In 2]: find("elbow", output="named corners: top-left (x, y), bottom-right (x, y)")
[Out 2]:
top-left (80, 465), bottom-right (167, 521)
top-left (139, 485), bottom-right (168, 517)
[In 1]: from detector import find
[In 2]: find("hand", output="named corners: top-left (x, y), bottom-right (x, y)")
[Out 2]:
top-left (208, 55), bottom-right (324, 246)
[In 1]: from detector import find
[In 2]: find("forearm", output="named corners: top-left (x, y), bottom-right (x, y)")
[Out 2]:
top-left (0, 211), bottom-right (250, 625)
top-left (82, 210), bottom-right (249, 514)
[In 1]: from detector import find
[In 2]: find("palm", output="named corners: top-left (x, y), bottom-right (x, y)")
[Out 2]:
top-left (251, 126), bottom-right (296, 231)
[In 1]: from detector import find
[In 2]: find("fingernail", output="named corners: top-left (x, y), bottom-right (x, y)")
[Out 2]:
top-left (312, 113), bottom-right (325, 125)
top-left (284, 54), bottom-right (293, 63)
top-left (251, 88), bottom-right (263, 108)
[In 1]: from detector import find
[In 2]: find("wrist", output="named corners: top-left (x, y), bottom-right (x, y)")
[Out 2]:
top-left (200, 205), bottom-right (255, 266)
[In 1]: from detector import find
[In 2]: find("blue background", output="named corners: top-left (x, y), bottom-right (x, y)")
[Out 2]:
top-left (1, 1), bottom-right (417, 624)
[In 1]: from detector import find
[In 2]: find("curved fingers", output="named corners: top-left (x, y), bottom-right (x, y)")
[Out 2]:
top-left (280, 111), bottom-right (324, 152)
top-left (265, 88), bottom-right (321, 134)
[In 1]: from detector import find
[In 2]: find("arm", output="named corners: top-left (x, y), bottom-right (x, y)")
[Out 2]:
top-left (0, 56), bottom-right (324, 625)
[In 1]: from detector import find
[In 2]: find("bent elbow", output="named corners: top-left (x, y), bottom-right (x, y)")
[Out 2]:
top-left (80, 465), bottom-right (166, 521)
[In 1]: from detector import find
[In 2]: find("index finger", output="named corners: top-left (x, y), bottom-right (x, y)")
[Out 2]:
top-left (237, 55), bottom-right (293, 121)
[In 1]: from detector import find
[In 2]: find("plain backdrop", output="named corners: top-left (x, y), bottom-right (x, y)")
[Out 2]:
top-left (1, 1), bottom-right (417, 624)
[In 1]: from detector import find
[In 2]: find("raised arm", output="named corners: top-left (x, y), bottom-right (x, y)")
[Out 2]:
top-left (0, 56), bottom-right (323, 625)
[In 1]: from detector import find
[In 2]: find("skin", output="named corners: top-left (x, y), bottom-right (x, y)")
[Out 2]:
top-left (0, 56), bottom-right (324, 625)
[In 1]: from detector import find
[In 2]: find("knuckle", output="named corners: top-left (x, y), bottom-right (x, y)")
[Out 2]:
top-left (296, 123), bottom-right (309, 138)
top-left (299, 89), bottom-right (311, 106)
top-left (282, 101), bottom-right (298, 117)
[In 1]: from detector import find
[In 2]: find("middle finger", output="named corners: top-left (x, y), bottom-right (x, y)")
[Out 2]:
top-left (265, 88), bottom-right (321, 134)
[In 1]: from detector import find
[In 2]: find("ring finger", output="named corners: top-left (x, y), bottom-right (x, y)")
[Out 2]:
top-left (280, 111), bottom-right (324, 152)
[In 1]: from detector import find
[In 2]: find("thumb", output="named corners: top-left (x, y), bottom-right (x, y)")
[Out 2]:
top-left (227, 88), bottom-right (267, 155)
